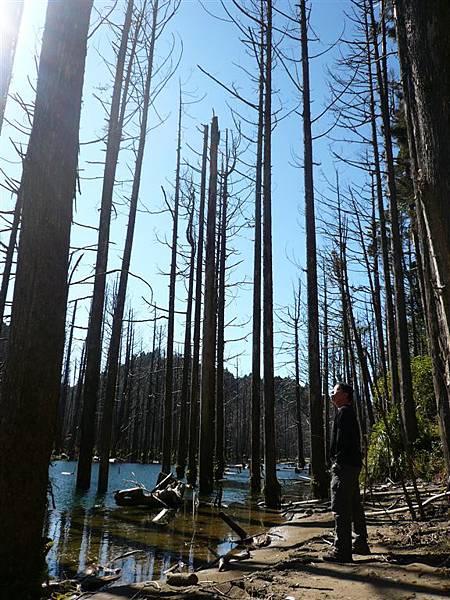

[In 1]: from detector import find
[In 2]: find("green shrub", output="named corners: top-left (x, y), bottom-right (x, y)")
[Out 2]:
top-left (366, 356), bottom-right (444, 483)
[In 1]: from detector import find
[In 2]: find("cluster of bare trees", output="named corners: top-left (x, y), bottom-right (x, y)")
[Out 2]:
top-left (1, 0), bottom-right (450, 594)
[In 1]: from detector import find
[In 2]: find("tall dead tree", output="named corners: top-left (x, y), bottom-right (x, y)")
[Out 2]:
top-left (262, 0), bottom-right (281, 509)
top-left (161, 91), bottom-right (182, 477)
top-left (250, 5), bottom-right (264, 495)
top-left (0, 1), bottom-right (93, 594)
top-left (77, 0), bottom-right (135, 490)
top-left (187, 124), bottom-right (208, 485)
top-left (215, 137), bottom-right (231, 482)
top-left (199, 115), bottom-right (219, 494)
top-left (300, 0), bottom-right (328, 498)
top-left (176, 186), bottom-right (196, 478)
top-left (97, 0), bottom-right (159, 493)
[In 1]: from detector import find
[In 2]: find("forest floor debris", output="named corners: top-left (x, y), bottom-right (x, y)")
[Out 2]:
top-left (81, 483), bottom-right (450, 600)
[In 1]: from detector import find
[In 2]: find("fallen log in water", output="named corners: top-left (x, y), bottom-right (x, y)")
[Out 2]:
top-left (114, 474), bottom-right (185, 509)
top-left (113, 486), bottom-right (166, 508)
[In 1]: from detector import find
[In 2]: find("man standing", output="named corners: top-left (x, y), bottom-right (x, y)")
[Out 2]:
top-left (324, 382), bottom-right (370, 562)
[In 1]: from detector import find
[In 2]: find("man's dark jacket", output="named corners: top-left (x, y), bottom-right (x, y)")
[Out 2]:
top-left (330, 403), bottom-right (362, 468)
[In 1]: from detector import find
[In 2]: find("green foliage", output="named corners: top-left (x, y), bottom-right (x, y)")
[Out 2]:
top-left (367, 356), bottom-right (444, 482)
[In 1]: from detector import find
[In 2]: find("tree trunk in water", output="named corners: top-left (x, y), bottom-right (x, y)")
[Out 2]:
top-left (176, 189), bottom-right (196, 478)
top-left (251, 10), bottom-right (264, 494)
top-left (300, 0), bottom-right (327, 498)
top-left (187, 125), bottom-right (208, 485)
top-left (262, 0), bottom-right (281, 509)
top-left (77, 0), bottom-right (134, 490)
top-left (0, 0), bottom-right (24, 135)
top-left (97, 4), bottom-right (157, 492)
top-left (199, 116), bottom-right (219, 494)
top-left (0, 1), bottom-right (92, 593)
top-left (162, 92), bottom-right (182, 476)
top-left (215, 161), bottom-right (228, 482)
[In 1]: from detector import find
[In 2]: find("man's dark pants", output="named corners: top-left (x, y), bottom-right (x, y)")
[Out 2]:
top-left (330, 463), bottom-right (367, 557)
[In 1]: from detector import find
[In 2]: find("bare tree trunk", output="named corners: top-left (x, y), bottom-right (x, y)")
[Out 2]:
top-left (215, 160), bottom-right (228, 482)
top-left (0, 0), bottom-right (24, 135)
top-left (77, 0), bottom-right (134, 490)
top-left (199, 115), bottom-right (219, 494)
top-left (187, 125), bottom-right (208, 485)
top-left (161, 92), bottom-right (182, 477)
top-left (300, 0), bottom-right (327, 498)
top-left (251, 8), bottom-right (264, 494)
top-left (176, 189), bottom-right (196, 478)
top-left (263, 0), bottom-right (281, 508)
top-left (97, 3), bottom-right (157, 492)
top-left (0, 1), bottom-right (92, 593)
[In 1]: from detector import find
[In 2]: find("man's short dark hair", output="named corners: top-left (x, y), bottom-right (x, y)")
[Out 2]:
top-left (337, 382), bottom-right (353, 402)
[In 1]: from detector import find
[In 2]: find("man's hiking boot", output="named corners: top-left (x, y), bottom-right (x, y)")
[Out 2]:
top-left (352, 541), bottom-right (371, 555)
top-left (322, 551), bottom-right (353, 563)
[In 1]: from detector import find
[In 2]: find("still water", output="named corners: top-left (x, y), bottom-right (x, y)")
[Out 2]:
top-left (45, 462), bottom-right (308, 585)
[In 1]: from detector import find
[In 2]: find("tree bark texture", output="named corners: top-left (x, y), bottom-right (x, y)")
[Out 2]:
top-left (0, 1), bottom-right (92, 594)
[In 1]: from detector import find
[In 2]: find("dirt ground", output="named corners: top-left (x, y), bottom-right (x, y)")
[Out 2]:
top-left (88, 486), bottom-right (450, 600)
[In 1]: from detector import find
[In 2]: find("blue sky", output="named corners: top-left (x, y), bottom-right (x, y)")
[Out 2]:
top-left (1, 0), bottom-right (356, 380)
